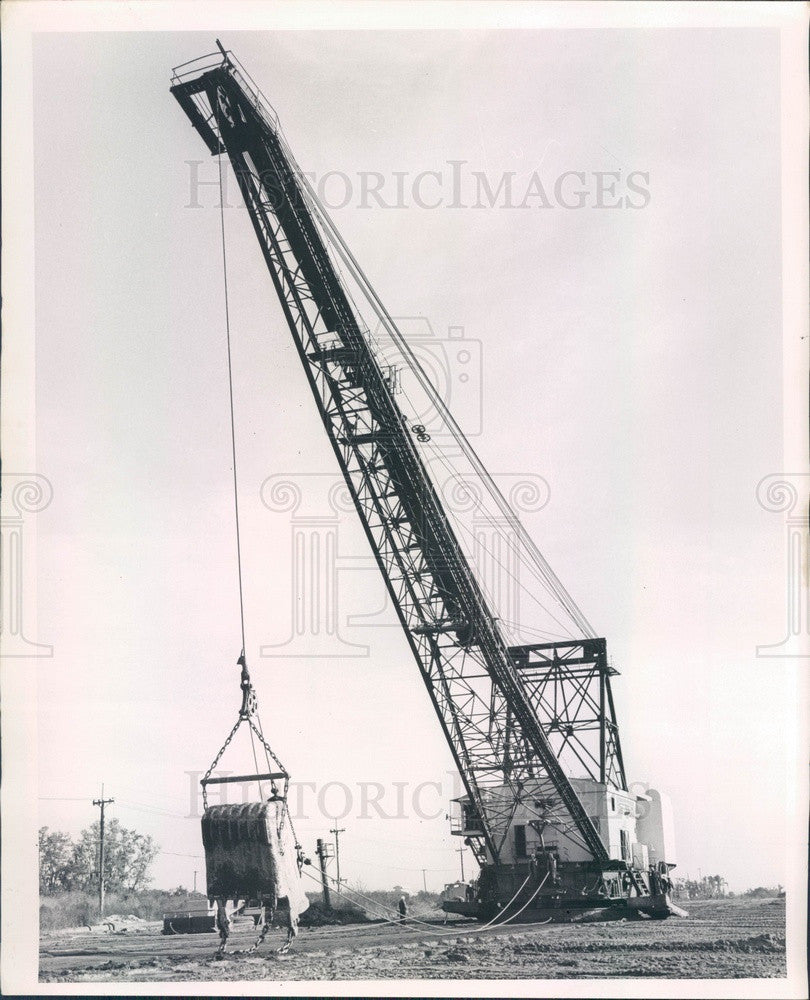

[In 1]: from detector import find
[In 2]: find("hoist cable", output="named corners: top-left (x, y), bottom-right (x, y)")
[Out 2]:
top-left (212, 104), bottom-right (297, 827)
top-left (301, 865), bottom-right (549, 936)
top-left (216, 118), bottom-right (247, 658)
top-left (411, 422), bottom-right (579, 639)
top-left (276, 132), bottom-right (596, 639)
top-left (222, 60), bottom-right (594, 639)
top-left (213, 107), bottom-right (274, 808)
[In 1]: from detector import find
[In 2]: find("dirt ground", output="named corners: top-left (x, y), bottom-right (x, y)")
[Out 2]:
top-left (39, 897), bottom-right (786, 983)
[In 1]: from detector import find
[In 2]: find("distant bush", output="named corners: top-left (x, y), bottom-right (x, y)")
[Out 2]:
top-left (40, 892), bottom-right (96, 932)
top-left (301, 886), bottom-right (442, 922)
top-left (743, 886), bottom-right (785, 899)
top-left (343, 887), bottom-right (442, 920)
top-left (42, 884), bottom-right (447, 932)
top-left (39, 888), bottom-right (209, 932)
top-left (672, 874), bottom-right (729, 900)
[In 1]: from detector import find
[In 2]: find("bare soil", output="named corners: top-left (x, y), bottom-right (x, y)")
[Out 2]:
top-left (39, 897), bottom-right (786, 982)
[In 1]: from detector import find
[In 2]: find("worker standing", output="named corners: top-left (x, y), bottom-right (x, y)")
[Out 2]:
top-left (398, 895), bottom-right (408, 922)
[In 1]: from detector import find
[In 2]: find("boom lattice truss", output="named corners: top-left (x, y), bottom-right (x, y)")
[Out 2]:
top-left (172, 49), bottom-right (619, 865)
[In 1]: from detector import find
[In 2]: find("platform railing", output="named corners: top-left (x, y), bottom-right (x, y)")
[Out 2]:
top-left (170, 48), bottom-right (281, 133)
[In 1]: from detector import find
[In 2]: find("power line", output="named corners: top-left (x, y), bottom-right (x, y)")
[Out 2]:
top-left (346, 832), bottom-right (459, 854)
top-left (38, 797), bottom-right (90, 802)
top-left (342, 856), bottom-right (456, 874)
top-left (115, 800), bottom-right (193, 820)
top-left (40, 796), bottom-right (195, 822)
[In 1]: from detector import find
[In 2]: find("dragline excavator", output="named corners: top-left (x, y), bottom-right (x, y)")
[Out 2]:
top-left (171, 43), bottom-right (683, 927)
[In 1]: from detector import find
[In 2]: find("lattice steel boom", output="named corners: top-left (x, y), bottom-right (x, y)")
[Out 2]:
top-left (171, 48), bottom-right (609, 865)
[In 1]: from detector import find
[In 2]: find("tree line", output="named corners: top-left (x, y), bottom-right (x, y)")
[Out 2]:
top-left (38, 820), bottom-right (159, 895)
top-left (672, 874), bottom-right (729, 900)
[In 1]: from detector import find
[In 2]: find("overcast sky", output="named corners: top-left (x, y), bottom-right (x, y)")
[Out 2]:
top-left (31, 26), bottom-right (790, 893)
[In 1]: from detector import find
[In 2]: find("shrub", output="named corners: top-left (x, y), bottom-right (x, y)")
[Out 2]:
top-left (39, 889), bottom-right (210, 931)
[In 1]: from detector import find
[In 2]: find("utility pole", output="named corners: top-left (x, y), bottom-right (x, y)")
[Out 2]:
top-left (193, 870), bottom-right (198, 893)
top-left (455, 846), bottom-right (466, 881)
top-left (329, 822), bottom-right (345, 893)
top-left (92, 785), bottom-right (114, 919)
top-left (421, 868), bottom-right (427, 893)
top-left (315, 838), bottom-right (333, 910)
